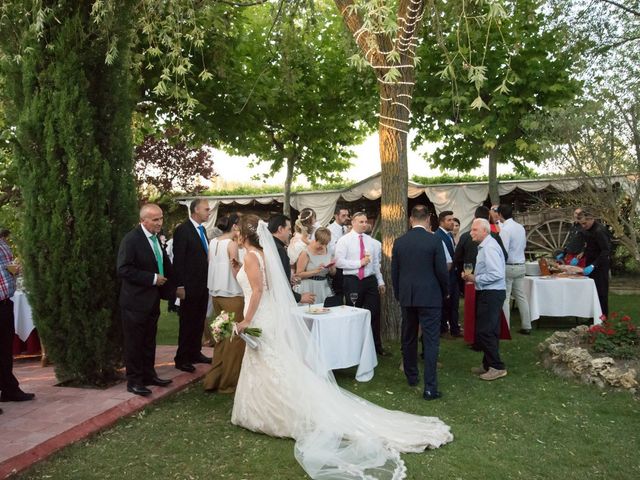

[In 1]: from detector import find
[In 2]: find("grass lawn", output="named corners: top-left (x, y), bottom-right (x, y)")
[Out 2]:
top-left (17, 294), bottom-right (640, 479)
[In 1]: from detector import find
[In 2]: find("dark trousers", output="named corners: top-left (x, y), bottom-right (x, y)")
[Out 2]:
top-left (401, 306), bottom-right (441, 392)
top-left (0, 299), bottom-right (20, 394)
top-left (590, 267), bottom-right (609, 317)
top-left (475, 289), bottom-right (506, 370)
top-left (331, 268), bottom-right (345, 300)
top-left (175, 287), bottom-right (209, 364)
top-left (121, 306), bottom-right (160, 386)
top-left (441, 270), bottom-right (461, 334)
top-left (343, 275), bottom-right (382, 353)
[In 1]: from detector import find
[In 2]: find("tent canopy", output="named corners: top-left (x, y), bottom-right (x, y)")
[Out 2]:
top-left (177, 173), bottom-right (634, 235)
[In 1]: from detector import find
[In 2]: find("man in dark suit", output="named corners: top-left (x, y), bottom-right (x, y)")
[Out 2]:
top-left (435, 210), bottom-right (461, 337)
top-left (117, 204), bottom-right (174, 396)
top-left (173, 199), bottom-right (212, 372)
top-left (268, 214), bottom-right (315, 305)
top-left (392, 205), bottom-right (449, 400)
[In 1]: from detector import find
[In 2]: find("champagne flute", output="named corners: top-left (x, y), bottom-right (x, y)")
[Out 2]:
top-left (349, 292), bottom-right (358, 308)
top-left (463, 263), bottom-right (473, 283)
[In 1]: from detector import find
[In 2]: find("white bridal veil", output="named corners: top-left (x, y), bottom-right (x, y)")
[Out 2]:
top-left (255, 221), bottom-right (453, 479)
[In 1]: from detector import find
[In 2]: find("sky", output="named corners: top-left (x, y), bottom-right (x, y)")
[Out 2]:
top-left (210, 132), bottom-right (518, 188)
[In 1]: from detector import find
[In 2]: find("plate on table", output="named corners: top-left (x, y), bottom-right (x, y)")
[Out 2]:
top-left (307, 307), bottom-right (331, 315)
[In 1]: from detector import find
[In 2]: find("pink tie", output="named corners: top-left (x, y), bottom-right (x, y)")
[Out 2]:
top-left (358, 234), bottom-right (365, 280)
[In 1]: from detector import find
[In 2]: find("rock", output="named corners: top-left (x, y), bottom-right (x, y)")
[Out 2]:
top-left (562, 347), bottom-right (592, 373)
top-left (548, 343), bottom-right (565, 355)
top-left (590, 357), bottom-right (615, 371)
top-left (618, 369), bottom-right (638, 389)
top-left (574, 325), bottom-right (590, 336)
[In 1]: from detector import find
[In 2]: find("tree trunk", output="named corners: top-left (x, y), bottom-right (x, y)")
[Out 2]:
top-left (488, 147), bottom-right (500, 205)
top-left (283, 156), bottom-right (294, 218)
top-left (378, 78), bottom-right (411, 341)
top-left (333, 0), bottom-right (425, 340)
top-left (379, 123), bottom-right (408, 341)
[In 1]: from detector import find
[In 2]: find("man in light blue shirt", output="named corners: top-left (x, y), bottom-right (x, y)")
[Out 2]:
top-left (462, 219), bottom-right (507, 381)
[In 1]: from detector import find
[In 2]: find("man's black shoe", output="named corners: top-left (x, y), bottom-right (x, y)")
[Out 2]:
top-left (519, 329), bottom-right (531, 335)
top-left (127, 384), bottom-right (152, 396)
top-left (175, 363), bottom-right (196, 373)
top-left (193, 354), bottom-right (212, 364)
top-left (423, 390), bottom-right (442, 401)
top-left (145, 376), bottom-right (173, 387)
top-left (0, 390), bottom-right (35, 402)
top-left (408, 379), bottom-right (419, 387)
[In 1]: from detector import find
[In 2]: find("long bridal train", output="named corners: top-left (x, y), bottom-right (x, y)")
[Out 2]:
top-left (231, 220), bottom-right (453, 479)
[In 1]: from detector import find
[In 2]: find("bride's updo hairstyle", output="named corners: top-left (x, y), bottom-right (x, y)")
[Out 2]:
top-left (239, 214), bottom-right (262, 249)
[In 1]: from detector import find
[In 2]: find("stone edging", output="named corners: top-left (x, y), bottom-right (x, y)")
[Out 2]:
top-left (538, 325), bottom-right (639, 393)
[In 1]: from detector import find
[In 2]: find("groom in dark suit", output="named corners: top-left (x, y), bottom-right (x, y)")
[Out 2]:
top-left (392, 205), bottom-right (448, 400)
top-left (435, 210), bottom-right (461, 337)
top-left (117, 204), bottom-right (174, 396)
top-left (173, 199), bottom-right (212, 372)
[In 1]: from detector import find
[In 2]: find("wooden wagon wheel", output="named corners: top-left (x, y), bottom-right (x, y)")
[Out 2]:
top-left (525, 218), bottom-right (574, 259)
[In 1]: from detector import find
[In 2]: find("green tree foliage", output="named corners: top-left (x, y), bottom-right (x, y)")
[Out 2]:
top-left (0, 2), bottom-right (137, 385)
top-left (186, 0), bottom-right (377, 217)
top-left (412, 0), bottom-right (581, 203)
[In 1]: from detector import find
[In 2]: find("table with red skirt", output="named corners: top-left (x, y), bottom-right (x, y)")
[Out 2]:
top-left (462, 282), bottom-right (511, 345)
top-left (11, 290), bottom-right (41, 355)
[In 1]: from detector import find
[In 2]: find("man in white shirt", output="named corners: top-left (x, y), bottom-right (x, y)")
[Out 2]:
top-left (335, 212), bottom-right (387, 355)
top-left (327, 206), bottom-right (350, 299)
top-left (327, 206), bottom-right (350, 254)
top-left (497, 204), bottom-right (532, 334)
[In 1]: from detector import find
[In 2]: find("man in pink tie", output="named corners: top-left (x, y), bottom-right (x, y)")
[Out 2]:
top-left (335, 212), bottom-right (387, 356)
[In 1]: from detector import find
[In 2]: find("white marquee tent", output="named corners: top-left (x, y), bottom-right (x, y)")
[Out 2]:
top-left (177, 173), bottom-right (634, 235)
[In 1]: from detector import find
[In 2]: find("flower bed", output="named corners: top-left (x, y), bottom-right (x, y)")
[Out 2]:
top-left (538, 313), bottom-right (639, 394)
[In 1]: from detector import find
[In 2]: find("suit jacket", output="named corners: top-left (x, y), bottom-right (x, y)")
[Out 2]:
top-left (435, 228), bottom-right (455, 260)
top-left (172, 219), bottom-right (209, 295)
top-left (117, 225), bottom-right (173, 313)
top-left (392, 227), bottom-right (448, 308)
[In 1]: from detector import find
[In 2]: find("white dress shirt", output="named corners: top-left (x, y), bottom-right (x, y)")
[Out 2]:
top-left (327, 221), bottom-right (346, 255)
top-left (335, 231), bottom-right (384, 286)
top-left (499, 218), bottom-right (527, 264)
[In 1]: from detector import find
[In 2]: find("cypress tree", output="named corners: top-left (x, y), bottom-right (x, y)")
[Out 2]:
top-left (0, 2), bottom-right (137, 385)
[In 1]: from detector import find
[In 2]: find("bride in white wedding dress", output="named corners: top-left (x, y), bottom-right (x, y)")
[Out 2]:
top-left (231, 215), bottom-right (453, 479)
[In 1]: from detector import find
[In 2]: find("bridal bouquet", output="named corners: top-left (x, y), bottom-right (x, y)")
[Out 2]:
top-left (210, 311), bottom-right (262, 348)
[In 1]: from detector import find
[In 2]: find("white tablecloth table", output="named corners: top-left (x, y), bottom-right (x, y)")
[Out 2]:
top-left (523, 276), bottom-right (603, 325)
top-left (295, 305), bottom-right (378, 382)
top-left (11, 290), bottom-right (35, 341)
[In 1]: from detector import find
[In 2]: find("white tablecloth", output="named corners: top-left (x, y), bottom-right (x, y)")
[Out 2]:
top-left (523, 276), bottom-right (603, 325)
top-left (295, 305), bottom-right (378, 382)
top-left (11, 290), bottom-right (35, 341)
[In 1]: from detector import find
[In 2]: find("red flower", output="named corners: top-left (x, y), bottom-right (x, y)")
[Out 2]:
top-left (621, 315), bottom-right (631, 322)
top-left (599, 314), bottom-right (607, 321)
top-left (611, 312), bottom-right (619, 319)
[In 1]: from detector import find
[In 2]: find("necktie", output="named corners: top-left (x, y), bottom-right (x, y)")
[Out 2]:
top-left (358, 234), bottom-right (365, 280)
top-left (150, 235), bottom-right (164, 276)
top-left (198, 225), bottom-right (208, 254)
top-left (448, 232), bottom-right (456, 248)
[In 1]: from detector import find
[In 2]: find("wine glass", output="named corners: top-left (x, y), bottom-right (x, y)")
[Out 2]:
top-left (349, 292), bottom-right (358, 308)
top-left (463, 263), bottom-right (473, 283)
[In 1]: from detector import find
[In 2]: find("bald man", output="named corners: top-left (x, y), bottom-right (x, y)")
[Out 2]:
top-left (117, 204), bottom-right (174, 396)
